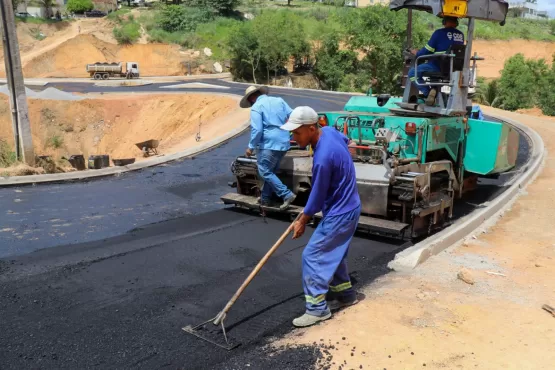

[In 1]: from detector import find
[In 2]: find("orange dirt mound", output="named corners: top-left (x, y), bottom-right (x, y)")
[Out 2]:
top-left (473, 39), bottom-right (555, 79)
top-left (19, 34), bottom-right (187, 78)
top-left (0, 93), bottom-right (243, 164)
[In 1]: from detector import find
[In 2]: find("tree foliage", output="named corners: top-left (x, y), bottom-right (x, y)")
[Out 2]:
top-left (312, 33), bottom-right (357, 91)
top-left (158, 5), bottom-right (213, 33)
top-left (496, 53), bottom-right (549, 111)
top-left (226, 10), bottom-right (310, 83)
top-left (339, 5), bottom-right (428, 94)
top-left (538, 54), bottom-right (555, 116)
top-left (181, 0), bottom-right (239, 15)
top-left (227, 22), bottom-right (261, 83)
top-left (473, 77), bottom-right (500, 107)
top-left (66, 0), bottom-right (94, 14)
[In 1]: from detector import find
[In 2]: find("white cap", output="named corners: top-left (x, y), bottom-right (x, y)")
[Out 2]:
top-left (280, 106), bottom-right (318, 131)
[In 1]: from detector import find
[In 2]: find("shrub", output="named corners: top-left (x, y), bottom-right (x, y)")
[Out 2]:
top-left (496, 53), bottom-right (549, 111)
top-left (539, 55), bottom-right (555, 116)
top-left (158, 5), bottom-right (214, 33)
top-left (46, 135), bottom-right (64, 149)
top-left (181, 0), bottom-right (239, 15)
top-left (66, 0), bottom-right (94, 14)
top-left (0, 139), bottom-right (17, 167)
top-left (113, 21), bottom-right (141, 44)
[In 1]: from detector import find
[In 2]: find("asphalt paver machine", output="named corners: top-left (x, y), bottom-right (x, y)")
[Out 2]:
top-left (221, 0), bottom-right (519, 239)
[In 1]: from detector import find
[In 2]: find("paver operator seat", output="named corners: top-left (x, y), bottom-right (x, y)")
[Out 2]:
top-left (389, 0), bottom-right (509, 117)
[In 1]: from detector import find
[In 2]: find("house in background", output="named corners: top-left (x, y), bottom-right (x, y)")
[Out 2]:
top-left (345, 0), bottom-right (389, 7)
top-left (508, 0), bottom-right (549, 19)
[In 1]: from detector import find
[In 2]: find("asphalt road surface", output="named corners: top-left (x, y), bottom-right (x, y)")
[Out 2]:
top-left (0, 80), bottom-right (531, 369)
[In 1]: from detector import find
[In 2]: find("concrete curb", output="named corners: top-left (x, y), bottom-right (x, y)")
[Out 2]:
top-left (93, 80), bottom-right (154, 87)
top-left (0, 115), bottom-right (250, 187)
top-left (0, 73), bottom-right (232, 86)
top-left (218, 79), bottom-right (366, 97)
top-left (388, 113), bottom-right (546, 272)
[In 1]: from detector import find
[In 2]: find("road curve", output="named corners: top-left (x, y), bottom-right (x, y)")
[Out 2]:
top-left (0, 80), bottom-right (531, 369)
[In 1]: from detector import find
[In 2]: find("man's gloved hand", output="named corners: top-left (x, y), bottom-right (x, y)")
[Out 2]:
top-left (245, 148), bottom-right (253, 157)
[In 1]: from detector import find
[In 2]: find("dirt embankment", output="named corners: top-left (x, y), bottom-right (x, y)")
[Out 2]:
top-left (0, 93), bottom-right (242, 164)
top-left (473, 39), bottom-right (555, 79)
top-left (18, 34), bottom-right (188, 78)
top-left (0, 17), bottom-right (211, 78)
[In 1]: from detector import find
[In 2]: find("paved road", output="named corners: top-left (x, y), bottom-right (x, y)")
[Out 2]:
top-left (0, 80), bottom-right (531, 369)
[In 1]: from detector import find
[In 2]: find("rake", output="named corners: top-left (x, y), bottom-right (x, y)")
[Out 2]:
top-left (182, 212), bottom-right (302, 350)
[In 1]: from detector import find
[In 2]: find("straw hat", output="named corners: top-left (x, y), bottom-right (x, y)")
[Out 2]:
top-left (239, 85), bottom-right (269, 108)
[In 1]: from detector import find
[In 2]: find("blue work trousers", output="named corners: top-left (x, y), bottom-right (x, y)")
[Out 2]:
top-left (408, 62), bottom-right (440, 97)
top-left (302, 205), bottom-right (361, 316)
top-left (257, 149), bottom-right (293, 202)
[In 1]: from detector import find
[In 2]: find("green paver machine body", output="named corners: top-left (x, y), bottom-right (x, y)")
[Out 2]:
top-left (222, 0), bottom-right (519, 239)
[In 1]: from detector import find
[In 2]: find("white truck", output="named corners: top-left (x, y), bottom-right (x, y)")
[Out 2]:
top-left (86, 62), bottom-right (140, 80)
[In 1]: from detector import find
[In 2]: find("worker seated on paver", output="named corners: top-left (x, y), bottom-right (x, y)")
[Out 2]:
top-left (471, 105), bottom-right (484, 120)
top-left (280, 106), bottom-right (361, 328)
top-left (240, 85), bottom-right (297, 210)
top-left (408, 16), bottom-right (464, 106)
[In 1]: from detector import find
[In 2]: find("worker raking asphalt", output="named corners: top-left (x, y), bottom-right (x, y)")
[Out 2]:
top-left (0, 82), bottom-right (531, 369)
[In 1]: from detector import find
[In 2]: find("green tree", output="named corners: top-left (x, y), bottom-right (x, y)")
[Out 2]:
top-left (158, 5), bottom-right (213, 33)
top-left (473, 77), bottom-right (501, 107)
top-left (66, 0), bottom-right (94, 14)
top-left (539, 54), bottom-right (555, 116)
top-left (340, 5), bottom-right (428, 95)
top-left (182, 0), bottom-right (239, 15)
top-left (497, 53), bottom-right (549, 111)
top-left (252, 11), bottom-right (310, 83)
top-left (227, 22), bottom-right (262, 83)
top-left (312, 33), bottom-right (358, 91)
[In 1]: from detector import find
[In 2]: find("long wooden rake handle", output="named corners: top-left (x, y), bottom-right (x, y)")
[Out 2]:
top-left (213, 212), bottom-right (302, 325)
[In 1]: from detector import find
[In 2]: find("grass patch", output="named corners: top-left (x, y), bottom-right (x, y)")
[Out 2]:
top-left (46, 135), bottom-right (64, 149)
top-left (29, 26), bottom-right (46, 41)
top-left (0, 139), bottom-right (17, 168)
top-left (106, 7), bottom-right (132, 22)
top-left (195, 17), bottom-right (242, 59)
top-left (113, 14), bottom-right (141, 44)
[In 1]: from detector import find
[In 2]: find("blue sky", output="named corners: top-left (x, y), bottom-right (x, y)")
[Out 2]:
top-left (537, 0), bottom-right (555, 17)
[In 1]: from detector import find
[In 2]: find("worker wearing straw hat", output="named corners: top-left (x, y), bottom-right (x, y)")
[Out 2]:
top-left (280, 106), bottom-right (361, 328)
top-left (240, 85), bottom-right (297, 210)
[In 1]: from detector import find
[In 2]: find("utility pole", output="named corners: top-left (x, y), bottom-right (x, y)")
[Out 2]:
top-left (0, 0), bottom-right (34, 166)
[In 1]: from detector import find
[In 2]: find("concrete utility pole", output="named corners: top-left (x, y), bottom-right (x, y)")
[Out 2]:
top-left (0, 0), bottom-right (34, 166)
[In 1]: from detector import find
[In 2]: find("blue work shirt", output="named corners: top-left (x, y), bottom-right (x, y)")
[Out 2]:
top-left (417, 27), bottom-right (465, 68)
top-left (304, 126), bottom-right (361, 218)
top-left (248, 95), bottom-right (293, 151)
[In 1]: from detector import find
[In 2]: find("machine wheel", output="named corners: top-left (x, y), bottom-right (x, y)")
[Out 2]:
top-left (102, 73), bottom-right (109, 80)
top-left (93, 73), bottom-right (102, 80)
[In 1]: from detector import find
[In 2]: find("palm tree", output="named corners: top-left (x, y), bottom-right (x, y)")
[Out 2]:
top-left (474, 78), bottom-right (501, 107)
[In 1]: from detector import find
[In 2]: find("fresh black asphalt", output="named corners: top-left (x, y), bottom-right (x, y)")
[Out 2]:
top-left (0, 79), bottom-right (531, 369)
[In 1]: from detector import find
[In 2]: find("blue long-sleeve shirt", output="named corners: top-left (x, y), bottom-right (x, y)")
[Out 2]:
top-left (416, 27), bottom-right (465, 68)
top-left (304, 126), bottom-right (361, 218)
top-left (248, 95), bottom-right (293, 151)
